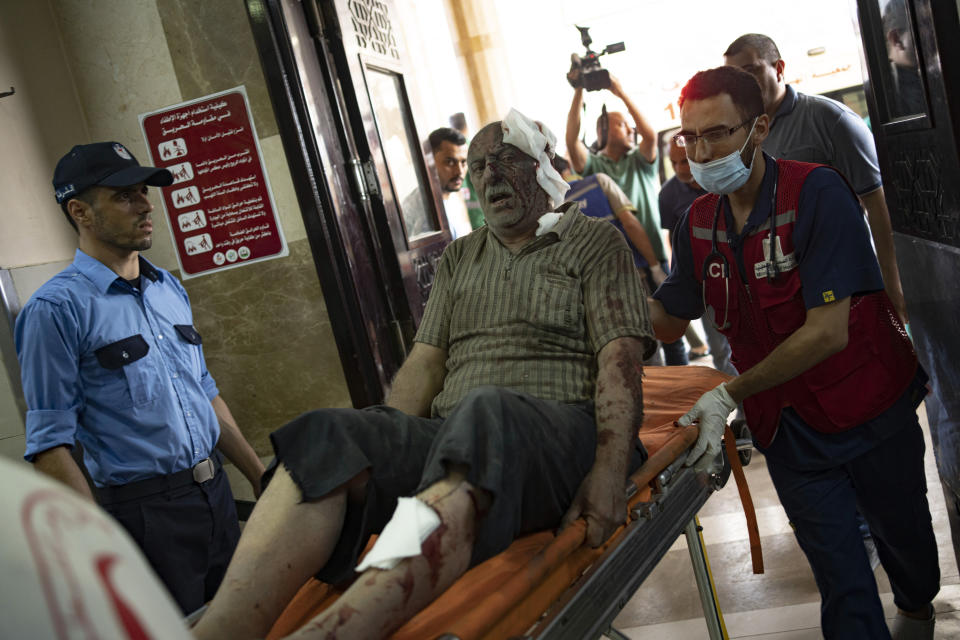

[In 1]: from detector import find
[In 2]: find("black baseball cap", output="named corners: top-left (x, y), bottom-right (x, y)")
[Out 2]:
top-left (53, 142), bottom-right (173, 204)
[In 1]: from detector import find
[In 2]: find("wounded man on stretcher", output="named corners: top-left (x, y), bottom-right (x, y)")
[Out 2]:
top-left (194, 111), bottom-right (711, 640)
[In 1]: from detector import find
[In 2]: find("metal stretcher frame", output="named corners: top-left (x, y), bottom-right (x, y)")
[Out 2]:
top-left (526, 460), bottom-right (729, 640)
top-left (256, 367), bottom-right (748, 640)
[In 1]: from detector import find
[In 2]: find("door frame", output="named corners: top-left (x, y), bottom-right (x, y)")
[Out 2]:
top-left (245, 0), bottom-right (397, 407)
top-left (318, 0), bottom-right (453, 327)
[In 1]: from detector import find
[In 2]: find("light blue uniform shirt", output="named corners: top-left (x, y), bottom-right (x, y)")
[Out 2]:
top-left (16, 250), bottom-right (220, 487)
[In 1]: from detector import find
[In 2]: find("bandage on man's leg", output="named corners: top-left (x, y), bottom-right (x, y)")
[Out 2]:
top-left (288, 465), bottom-right (491, 640)
top-left (193, 464), bottom-right (360, 640)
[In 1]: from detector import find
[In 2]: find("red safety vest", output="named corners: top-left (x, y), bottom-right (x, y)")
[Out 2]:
top-left (688, 159), bottom-right (916, 447)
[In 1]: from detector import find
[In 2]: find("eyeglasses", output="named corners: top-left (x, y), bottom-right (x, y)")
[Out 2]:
top-left (673, 118), bottom-right (756, 148)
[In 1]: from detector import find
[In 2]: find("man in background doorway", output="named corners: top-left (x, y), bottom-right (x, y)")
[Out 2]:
top-left (723, 33), bottom-right (908, 324)
top-left (429, 127), bottom-right (473, 238)
top-left (449, 112), bottom-right (486, 230)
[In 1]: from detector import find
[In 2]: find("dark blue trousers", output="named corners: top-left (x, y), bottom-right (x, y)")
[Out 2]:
top-left (102, 468), bottom-right (240, 614)
top-left (766, 421), bottom-right (940, 639)
top-left (266, 387), bottom-right (649, 586)
top-left (661, 338), bottom-right (689, 366)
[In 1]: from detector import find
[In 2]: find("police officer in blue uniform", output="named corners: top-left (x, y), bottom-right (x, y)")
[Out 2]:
top-left (16, 142), bottom-right (265, 614)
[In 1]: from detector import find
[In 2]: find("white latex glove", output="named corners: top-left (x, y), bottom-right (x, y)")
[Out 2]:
top-left (680, 383), bottom-right (738, 473)
top-left (650, 264), bottom-right (667, 288)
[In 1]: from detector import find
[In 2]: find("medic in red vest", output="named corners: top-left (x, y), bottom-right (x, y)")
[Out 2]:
top-left (647, 65), bottom-right (938, 640)
top-left (648, 69), bottom-right (915, 468)
top-left (687, 158), bottom-right (916, 448)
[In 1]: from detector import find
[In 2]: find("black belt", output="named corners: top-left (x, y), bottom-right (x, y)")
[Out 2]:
top-left (96, 455), bottom-right (221, 505)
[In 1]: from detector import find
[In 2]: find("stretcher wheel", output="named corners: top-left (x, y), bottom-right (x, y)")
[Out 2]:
top-left (730, 418), bottom-right (752, 466)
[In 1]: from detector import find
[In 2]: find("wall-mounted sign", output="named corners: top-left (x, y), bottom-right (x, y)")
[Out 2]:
top-left (140, 86), bottom-right (287, 278)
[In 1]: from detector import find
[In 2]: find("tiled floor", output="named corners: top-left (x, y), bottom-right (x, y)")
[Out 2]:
top-left (612, 397), bottom-right (959, 639)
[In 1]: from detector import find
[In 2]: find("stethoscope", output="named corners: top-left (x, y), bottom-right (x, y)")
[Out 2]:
top-left (701, 168), bottom-right (780, 330)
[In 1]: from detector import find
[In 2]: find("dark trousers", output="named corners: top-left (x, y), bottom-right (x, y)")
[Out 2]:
top-left (766, 422), bottom-right (940, 639)
top-left (102, 468), bottom-right (240, 614)
top-left (661, 338), bottom-right (688, 366)
top-left (266, 386), bottom-right (648, 585)
top-left (645, 261), bottom-right (688, 366)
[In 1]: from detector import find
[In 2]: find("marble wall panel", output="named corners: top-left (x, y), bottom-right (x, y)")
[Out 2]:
top-left (260, 134), bottom-right (307, 244)
top-left (155, 0), bottom-right (278, 138)
top-left (0, 436), bottom-right (28, 465)
top-left (52, 0), bottom-right (185, 272)
top-left (180, 238), bottom-right (351, 455)
top-left (0, 1), bottom-right (85, 268)
top-left (0, 366), bottom-right (24, 442)
top-left (51, 0), bottom-right (183, 151)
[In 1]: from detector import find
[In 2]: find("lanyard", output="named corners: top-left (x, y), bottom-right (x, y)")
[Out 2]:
top-left (701, 168), bottom-right (780, 330)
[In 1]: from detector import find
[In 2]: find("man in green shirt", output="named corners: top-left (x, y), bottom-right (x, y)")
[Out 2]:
top-left (566, 73), bottom-right (665, 269)
top-left (194, 112), bottom-right (655, 640)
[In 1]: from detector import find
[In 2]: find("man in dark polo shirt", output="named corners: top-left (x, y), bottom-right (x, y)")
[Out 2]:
top-left (724, 30), bottom-right (910, 584)
top-left (723, 33), bottom-right (908, 324)
top-left (194, 111), bottom-right (656, 640)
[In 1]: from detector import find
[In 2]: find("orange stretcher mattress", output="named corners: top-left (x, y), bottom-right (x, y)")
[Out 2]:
top-left (267, 366), bottom-right (731, 640)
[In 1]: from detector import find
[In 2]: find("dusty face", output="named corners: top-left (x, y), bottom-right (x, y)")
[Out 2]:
top-left (468, 123), bottom-right (550, 239)
top-left (668, 140), bottom-right (696, 186)
top-left (434, 140), bottom-right (468, 193)
top-left (724, 47), bottom-right (782, 114)
top-left (600, 111), bottom-right (634, 151)
top-left (81, 183), bottom-right (155, 251)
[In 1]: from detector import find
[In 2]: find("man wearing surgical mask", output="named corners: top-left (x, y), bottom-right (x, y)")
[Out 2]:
top-left (648, 66), bottom-right (938, 640)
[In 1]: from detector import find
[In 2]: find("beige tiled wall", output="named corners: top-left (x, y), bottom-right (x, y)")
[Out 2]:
top-left (0, 1), bottom-right (85, 270)
top-left (51, 0), bottom-right (186, 271)
top-left (1, 260), bottom-right (73, 463)
top-left (0, 363), bottom-right (26, 464)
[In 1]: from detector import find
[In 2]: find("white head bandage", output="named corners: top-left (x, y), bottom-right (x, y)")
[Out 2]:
top-left (500, 108), bottom-right (570, 209)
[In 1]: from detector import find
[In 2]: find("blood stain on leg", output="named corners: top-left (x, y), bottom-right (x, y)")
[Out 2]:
top-left (420, 523), bottom-right (449, 588)
top-left (395, 565), bottom-right (415, 605)
top-left (327, 604), bottom-right (359, 640)
top-left (597, 429), bottom-right (615, 447)
top-left (465, 487), bottom-right (490, 520)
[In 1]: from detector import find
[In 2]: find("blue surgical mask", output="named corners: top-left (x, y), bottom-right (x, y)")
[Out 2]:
top-left (688, 119), bottom-right (758, 194)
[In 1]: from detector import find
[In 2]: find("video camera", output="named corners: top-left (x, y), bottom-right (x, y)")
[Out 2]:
top-left (568, 26), bottom-right (625, 92)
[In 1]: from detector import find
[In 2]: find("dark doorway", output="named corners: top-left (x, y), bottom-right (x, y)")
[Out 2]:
top-left (246, 0), bottom-right (452, 408)
top-left (855, 0), bottom-right (960, 572)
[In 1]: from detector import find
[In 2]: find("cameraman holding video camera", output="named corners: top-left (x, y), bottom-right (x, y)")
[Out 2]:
top-left (565, 67), bottom-right (663, 279)
top-left (566, 51), bottom-right (679, 363)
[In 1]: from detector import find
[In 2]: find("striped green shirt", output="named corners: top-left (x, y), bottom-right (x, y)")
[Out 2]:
top-left (416, 202), bottom-right (656, 418)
